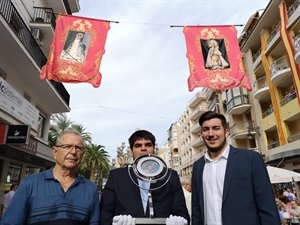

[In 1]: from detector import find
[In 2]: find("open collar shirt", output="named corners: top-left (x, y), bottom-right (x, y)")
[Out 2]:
top-left (203, 144), bottom-right (229, 225)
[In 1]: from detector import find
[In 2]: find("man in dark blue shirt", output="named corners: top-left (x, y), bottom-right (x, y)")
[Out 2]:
top-left (1, 131), bottom-right (100, 225)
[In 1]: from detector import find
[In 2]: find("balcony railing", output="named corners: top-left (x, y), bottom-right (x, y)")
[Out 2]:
top-left (280, 91), bottom-right (297, 106)
top-left (287, 1), bottom-right (300, 18)
top-left (0, 0), bottom-right (47, 68)
top-left (207, 96), bottom-right (219, 111)
top-left (270, 55), bottom-right (289, 76)
top-left (226, 94), bottom-right (250, 112)
top-left (266, 23), bottom-right (280, 45)
top-left (230, 120), bottom-right (255, 137)
top-left (262, 105), bottom-right (274, 118)
top-left (0, 0), bottom-right (69, 106)
top-left (253, 76), bottom-right (268, 90)
top-left (293, 34), bottom-right (300, 51)
top-left (252, 48), bottom-right (261, 62)
top-left (267, 141), bottom-right (280, 150)
top-left (287, 132), bottom-right (300, 143)
top-left (32, 7), bottom-right (56, 29)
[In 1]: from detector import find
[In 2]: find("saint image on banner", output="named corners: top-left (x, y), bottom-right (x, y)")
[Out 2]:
top-left (60, 31), bottom-right (91, 62)
top-left (202, 38), bottom-right (230, 70)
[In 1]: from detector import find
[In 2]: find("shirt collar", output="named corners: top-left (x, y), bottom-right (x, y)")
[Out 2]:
top-left (44, 167), bottom-right (85, 183)
top-left (204, 144), bottom-right (230, 162)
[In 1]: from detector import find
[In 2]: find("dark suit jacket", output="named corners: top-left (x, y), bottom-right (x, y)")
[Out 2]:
top-left (100, 166), bottom-right (190, 225)
top-left (191, 146), bottom-right (281, 225)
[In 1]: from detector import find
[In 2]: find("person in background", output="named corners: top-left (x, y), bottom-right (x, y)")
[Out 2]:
top-left (191, 111), bottom-right (281, 225)
top-left (180, 176), bottom-right (192, 217)
top-left (0, 131), bottom-right (100, 225)
top-left (283, 188), bottom-right (297, 201)
top-left (100, 130), bottom-right (190, 225)
top-left (0, 184), bottom-right (18, 218)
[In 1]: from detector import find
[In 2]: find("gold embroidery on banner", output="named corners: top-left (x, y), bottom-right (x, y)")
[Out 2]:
top-left (55, 18), bottom-right (103, 82)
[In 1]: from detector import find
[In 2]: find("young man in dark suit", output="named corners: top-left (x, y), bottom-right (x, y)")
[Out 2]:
top-left (192, 111), bottom-right (280, 225)
top-left (100, 130), bottom-right (190, 225)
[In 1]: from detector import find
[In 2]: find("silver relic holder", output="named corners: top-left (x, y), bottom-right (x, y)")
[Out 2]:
top-left (128, 154), bottom-right (172, 224)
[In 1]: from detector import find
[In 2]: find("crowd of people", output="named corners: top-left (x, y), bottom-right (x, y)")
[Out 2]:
top-left (276, 188), bottom-right (300, 224)
top-left (0, 111), bottom-right (284, 225)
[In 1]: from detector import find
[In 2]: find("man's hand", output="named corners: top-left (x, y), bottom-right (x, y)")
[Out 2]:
top-left (166, 215), bottom-right (188, 225)
top-left (112, 215), bottom-right (135, 225)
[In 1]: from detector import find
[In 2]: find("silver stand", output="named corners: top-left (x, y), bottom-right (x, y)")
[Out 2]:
top-left (134, 191), bottom-right (166, 224)
top-left (135, 218), bottom-right (166, 224)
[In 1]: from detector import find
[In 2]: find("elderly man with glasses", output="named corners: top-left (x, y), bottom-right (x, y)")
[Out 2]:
top-left (1, 131), bottom-right (100, 225)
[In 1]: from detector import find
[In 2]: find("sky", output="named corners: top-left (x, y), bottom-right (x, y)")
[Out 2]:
top-left (63, 0), bottom-right (270, 160)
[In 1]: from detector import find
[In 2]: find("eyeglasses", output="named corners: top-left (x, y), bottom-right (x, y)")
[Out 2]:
top-left (55, 144), bottom-right (85, 152)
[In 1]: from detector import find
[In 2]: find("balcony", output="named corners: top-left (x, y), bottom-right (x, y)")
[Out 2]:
top-left (288, 132), bottom-right (300, 143)
top-left (294, 34), bottom-right (300, 64)
top-left (266, 23), bottom-right (280, 46)
top-left (253, 76), bottom-right (269, 99)
top-left (190, 105), bottom-right (207, 120)
top-left (267, 140), bottom-right (280, 150)
top-left (262, 106), bottom-right (274, 119)
top-left (0, 0), bottom-right (70, 113)
top-left (192, 136), bottom-right (204, 147)
top-left (207, 96), bottom-right (219, 111)
top-left (230, 121), bottom-right (259, 139)
top-left (189, 91), bottom-right (206, 107)
top-left (287, 0), bottom-right (300, 18)
top-left (227, 94), bottom-right (251, 115)
top-left (270, 56), bottom-right (291, 85)
top-left (206, 88), bottom-right (216, 101)
top-left (280, 91), bottom-right (297, 107)
top-left (29, 7), bottom-right (56, 49)
top-left (190, 122), bottom-right (201, 134)
top-left (252, 48), bottom-right (261, 69)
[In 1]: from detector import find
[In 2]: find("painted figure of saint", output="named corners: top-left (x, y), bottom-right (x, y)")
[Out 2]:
top-left (205, 39), bottom-right (229, 69)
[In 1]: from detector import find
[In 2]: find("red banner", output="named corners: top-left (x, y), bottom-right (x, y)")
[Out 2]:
top-left (40, 14), bottom-right (110, 88)
top-left (183, 26), bottom-right (252, 91)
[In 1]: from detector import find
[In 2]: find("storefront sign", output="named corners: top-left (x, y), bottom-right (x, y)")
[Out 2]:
top-left (5, 125), bottom-right (30, 144)
top-left (13, 137), bottom-right (38, 155)
top-left (0, 77), bottom-right (39, 130)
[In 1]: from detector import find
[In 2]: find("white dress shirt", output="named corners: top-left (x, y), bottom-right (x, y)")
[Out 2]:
top-left (203, 144), bottom-right (229, 225)
top-left (138, 179), bottom-right (151, 214)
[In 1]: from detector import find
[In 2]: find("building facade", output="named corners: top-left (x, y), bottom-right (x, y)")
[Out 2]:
top-left (170, 0), bottom-right (300, 178)
top-left (240, 0), bottom-right (300, 171)
top-left (0, 0), bottom-right (80, 194)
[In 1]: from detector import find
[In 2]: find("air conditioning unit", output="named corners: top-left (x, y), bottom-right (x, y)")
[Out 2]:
top-left (31, 28), bottom-right (43, 46)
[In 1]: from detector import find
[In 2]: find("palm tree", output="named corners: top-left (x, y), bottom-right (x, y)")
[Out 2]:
top-left (48, 113), bottom-right (74, 146)
top-left (48, 113), bottom-right (92, 146)
top-left (70, 123), bottom-right (92, 146)
top-left (80, 144), bottom-right (110, 186)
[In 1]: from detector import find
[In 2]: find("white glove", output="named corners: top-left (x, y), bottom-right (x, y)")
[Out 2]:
top-left (166, 215), bottom-right (188, 225)
top-left (112, 215), bottom-right (135, 225)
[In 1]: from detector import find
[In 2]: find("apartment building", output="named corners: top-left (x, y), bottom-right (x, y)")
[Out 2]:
top-left (240, 0), bottom-right (300, 171)
top-left (0, 0), bottom-right (80, 194)
top-left (173, 0), bottom-right (300, 177)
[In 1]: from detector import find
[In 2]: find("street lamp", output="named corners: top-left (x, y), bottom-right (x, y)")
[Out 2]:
top-left (247, 126), bottom-right (261, 139)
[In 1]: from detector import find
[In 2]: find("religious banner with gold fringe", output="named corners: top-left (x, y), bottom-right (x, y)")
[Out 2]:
top-left (183, 25), bottom-right (252, 91)
top-left (40, 14), bottom-right (110, 88)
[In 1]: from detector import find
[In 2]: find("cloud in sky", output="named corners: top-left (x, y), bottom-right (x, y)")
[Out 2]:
top-left (64, 0), bottom-right (270, 159)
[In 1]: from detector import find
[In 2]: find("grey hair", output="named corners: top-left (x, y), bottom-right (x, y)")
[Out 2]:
top-left (55, 130), bottom-right (84, 146)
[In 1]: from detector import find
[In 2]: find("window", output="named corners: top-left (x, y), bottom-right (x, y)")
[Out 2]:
top-left (37, 114), bottom-right (46, 138)
top-left (7, 163), bottom-right (21, 184)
